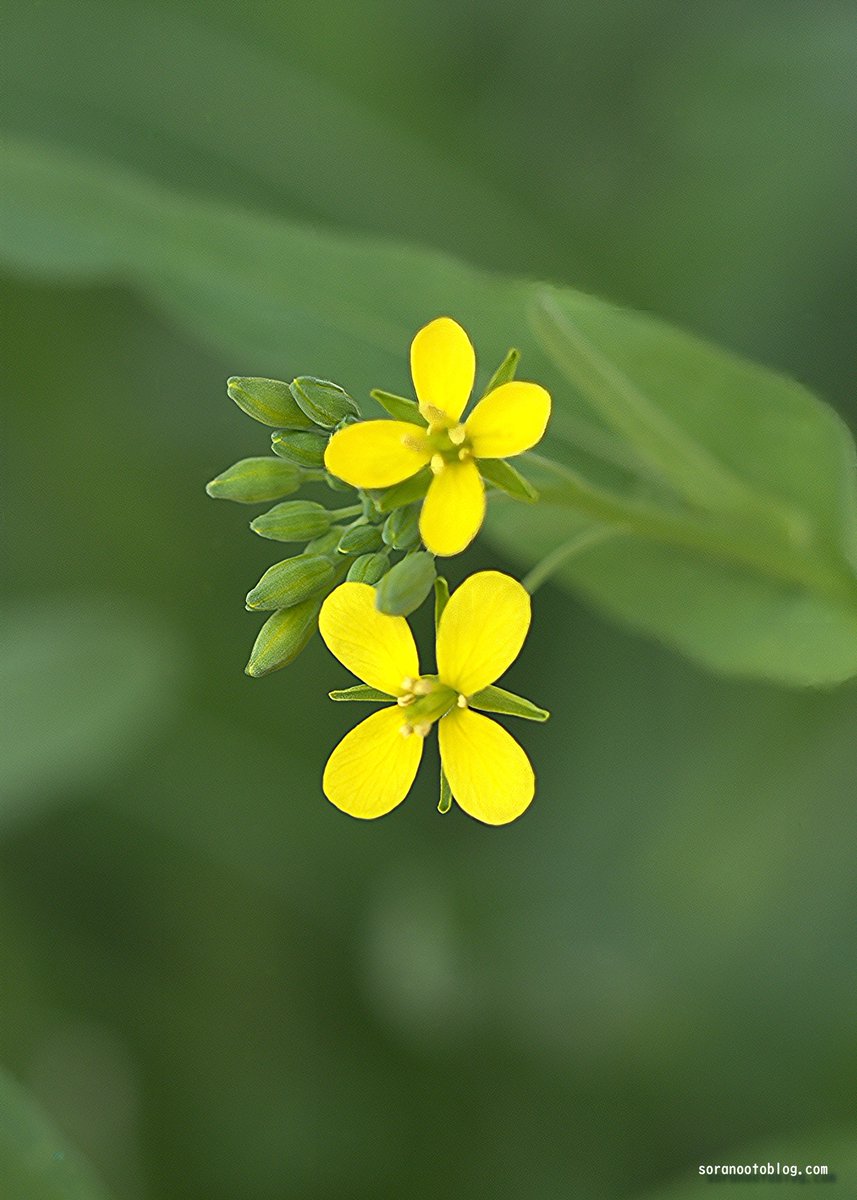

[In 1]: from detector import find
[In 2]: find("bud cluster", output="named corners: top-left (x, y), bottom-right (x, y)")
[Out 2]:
top-left (207, 375), bottom-right (440, 675)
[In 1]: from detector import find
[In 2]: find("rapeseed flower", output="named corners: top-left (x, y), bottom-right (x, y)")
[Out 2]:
top-left (318, 571), bottom-right (547, 824)
top-left (324, 317), bottom-right (551, 556)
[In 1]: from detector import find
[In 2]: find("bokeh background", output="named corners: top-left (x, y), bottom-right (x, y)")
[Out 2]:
top-left (2, 2), bottom-right (856, 1197)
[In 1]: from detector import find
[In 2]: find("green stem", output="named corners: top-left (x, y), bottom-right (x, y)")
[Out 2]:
top-left (522, 526), bottom-right (620, 594)
top-left (523, 452), bottom-right (857, 609)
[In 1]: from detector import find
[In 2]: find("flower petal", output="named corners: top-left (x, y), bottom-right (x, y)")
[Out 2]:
top-left (324, 420), bottom-right (431, 489)
top-left (319, 582), bottom-right (419, 695)
top-left (324, 706), bottom-right (423, 818)
top-left (410, 317), bottom-right (475, 424)
top-left (465, 381), bottom-right (551, 459)
top-left (438, 707), bottom-right (534, 825)
top-left (435, 570), bottom-right (530, 695)
top-left (419, 459), bottom-right (485, 557)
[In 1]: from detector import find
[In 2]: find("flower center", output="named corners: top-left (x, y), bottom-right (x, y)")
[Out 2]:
top-left (426, 422), bottom-right (473, 472)
top-left (397, 675), bottom-right (457, 737)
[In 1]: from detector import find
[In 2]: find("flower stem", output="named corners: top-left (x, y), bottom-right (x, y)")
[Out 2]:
top-left (522, 526), bottom-right (620, 594)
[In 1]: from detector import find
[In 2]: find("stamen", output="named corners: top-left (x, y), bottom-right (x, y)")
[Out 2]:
top-left (401, 677), bottom-right (416, 691)
top-left (448, 424), bottom-right (467, 446)
top-left (414, 721), bottom-right (432, 738)
top-left (400, 724), bottom-right (413, 737)
top-left (413, 678), bottom-right (436, 695)
top-left (430, 454), bottom-right (445, 475)
top-left (457, 448), bottom-right (471, 461)
top-left (397, 694), bottom-right (415, 707)
top-left (402, 436), bottom-right (425, 452)
top-left (457, 694), bottom-right (468, 708)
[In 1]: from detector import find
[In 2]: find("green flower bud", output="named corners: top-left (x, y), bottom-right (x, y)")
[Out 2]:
top-left (271, 429), bottom-right (329, 468)
top-left (250, 500), bottom-right (333, 542)
top-left (205, 457), bottom-right (301, 504)
top-left (304, 528), bottom-right (345, 557)
top-left (382, 504), bottom-right (421, 550)
top-left (226, 377), bottom-right (316, 429)
top-left (337, 524), bottom-right (384, 555)
top-left (290, 377), bottom-right (360, 428)
top-left (347, 552), bottom-right (389, 584)
top-left (374, 551), bottom-right (435, 616)
top-left (245, 599), bottom-right (320, 677)
top-left (246, 555), bottom-right (336, 611)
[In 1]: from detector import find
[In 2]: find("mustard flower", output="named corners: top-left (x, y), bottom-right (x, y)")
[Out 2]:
top-left (318, 571), bottom-right (548, 824)
top-left (324, 317), bottom-right (551, 556)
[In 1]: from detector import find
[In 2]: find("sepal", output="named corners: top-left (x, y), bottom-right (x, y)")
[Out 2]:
top-left (478, 458), bottom-right (539, 502)
top-left (329, 685), bottom-right (391, 702)
top-left (370, 389), bottom-right (424, 425)
top-left (468, 684), bottom-right (549, 722)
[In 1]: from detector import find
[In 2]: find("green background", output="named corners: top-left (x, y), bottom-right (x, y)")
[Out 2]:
top-left (1, 1), bottom-right (856, 1197)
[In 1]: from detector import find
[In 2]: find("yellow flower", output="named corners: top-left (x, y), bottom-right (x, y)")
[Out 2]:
top-left (318, 571), bottom-right (546, 825)
top-left (324, 317), bottom-right (551, 556)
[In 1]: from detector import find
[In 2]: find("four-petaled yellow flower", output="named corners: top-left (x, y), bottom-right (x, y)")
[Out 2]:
top-left (319, 571), bottom-right (543, 824)
top-left (324, 317), bottom-right (551, 556)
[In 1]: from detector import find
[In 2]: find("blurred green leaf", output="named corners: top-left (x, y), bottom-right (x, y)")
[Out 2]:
top-left (0, 598), bottom-right (179, 827)
top-left (3, 137), bottom-right (857, 684)
top-left (0, 1066), bottom-right (114, 1200)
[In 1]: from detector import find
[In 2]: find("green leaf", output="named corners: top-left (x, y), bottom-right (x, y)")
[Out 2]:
top-left (245, 555), bottom-right (336, 611)
top-left (226, 376), bottom-right (315, 429)
top-left (369, 390), bottom-right (424, 425)
top-left (375, 552), bottom-right (436, 616)
top-left (329, 685), bottom-right (390, 702)
top-left (5, 136), bottom-right (857, 685)
top-left (245, 599), bottom-right (320, 676)
top-left (205, 457), bottom-right (301, 504)
top-left (479, 457), bottom-right (539, 502)
top-left (0, 1064), bottom-right (115, 1200)
top-left (469, 685), bottom-right (550, 722)
top-left (480, 347), bottom-right (519, 397)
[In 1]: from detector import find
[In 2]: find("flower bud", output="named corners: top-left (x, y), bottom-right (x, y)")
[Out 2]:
top-left (337, 524), bottom-right (384, 555)
top-left (205, 457), bottom-right (301, 504)
top-left (271, 430), bottom-right (329, 468)
top-left (347, 552), bottom-right (389, 584)
top-left (226, 377), bottom-right (316, 429)
top-left (305, 528), bottom-right (345, 557)
top-left (382, 504), bottom-right (420, 550)
top-left (245, 555), bottom-right (336, 611)
top-left (245, 599), bottom-right (320, 677)
top-left (250, 501), bottom-right (333, 542)
top-left (290, 377), bottom-right (360, 428)
top-left (374, 551), bottom-right (436, 616)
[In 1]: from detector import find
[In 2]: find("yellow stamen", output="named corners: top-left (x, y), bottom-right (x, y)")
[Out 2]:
top-left (401, 676), bottom-right (416, 691)
top-left (457, 694), bottom-right (468, 708)
top-left (397, 694), bottom-right (415, 707)
top-left (448, 424), bottom-right (467, 446)
top-left (430, 454), bottom-right (445, 475)
top-left (414, 722), bottom-right (431, 738)
top-left (400, 723), bottom-right (414, 737)
top-left (413, 678), bottom-right (436, 695)
top-left (457, 448), bottom-right (471, 461)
